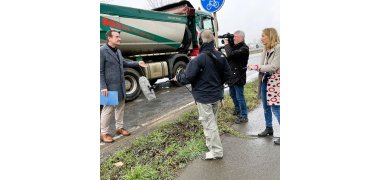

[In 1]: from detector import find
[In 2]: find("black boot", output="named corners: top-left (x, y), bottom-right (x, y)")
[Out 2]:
top-left (235, 117), bottom-right (248, 124)
top-left (232, 111), bottom-right (240, 116)
top-left (258, 127), bottom-right (273, 137)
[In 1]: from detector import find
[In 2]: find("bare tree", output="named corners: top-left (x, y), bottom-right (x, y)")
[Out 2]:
top-left (100, 0), bottom-right (113, 3)
top-left (146, 0), bottom-right (180, 9)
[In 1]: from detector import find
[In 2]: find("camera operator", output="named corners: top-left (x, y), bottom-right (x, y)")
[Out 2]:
top-left (224, 30), bottom-right (250, 124)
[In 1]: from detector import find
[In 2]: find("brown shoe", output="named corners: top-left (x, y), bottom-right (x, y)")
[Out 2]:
top-left (116, 128), bottom-right (131, 136)
top-left (100, 134), bottom-right (114, 143)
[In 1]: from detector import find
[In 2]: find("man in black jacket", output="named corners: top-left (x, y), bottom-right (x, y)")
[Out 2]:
top-left (224, 30), bottom-right (250, 124)
top-left (174, 30), bottom-right (232, 160)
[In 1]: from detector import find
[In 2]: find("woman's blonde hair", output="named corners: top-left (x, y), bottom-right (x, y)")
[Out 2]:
top-left (263, 28), bottom-right (280, 50)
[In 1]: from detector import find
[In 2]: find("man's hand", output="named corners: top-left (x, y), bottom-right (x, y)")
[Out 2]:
top-left (138, 61), bottom-right (148, 68)
top-left (101, 88), bottom-right (108, 96)
top-left (224, 38), bottom-right (229, 45)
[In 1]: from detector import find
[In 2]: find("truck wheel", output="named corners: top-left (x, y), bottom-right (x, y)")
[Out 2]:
top-left (124, 68), bottom-right (142, 101)
top-left (171, 61), bottom-right (187, 87)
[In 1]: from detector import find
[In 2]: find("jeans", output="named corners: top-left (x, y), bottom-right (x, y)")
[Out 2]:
top-left (261, 78), bottom-right (280, 128)
top-left (229, 85), bottom-right (248, 118)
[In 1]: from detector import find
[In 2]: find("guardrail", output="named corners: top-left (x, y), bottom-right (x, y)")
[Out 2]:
top-left (249, 48), bottom-right (263, 55)
top-left (220, 48), bottom-right (263, 55)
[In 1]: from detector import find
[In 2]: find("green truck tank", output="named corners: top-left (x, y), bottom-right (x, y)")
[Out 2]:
top-left (100, 1), bottom-right (217, 101)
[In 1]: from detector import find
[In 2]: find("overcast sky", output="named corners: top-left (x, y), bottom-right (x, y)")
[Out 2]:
top-left (101, 0), bottom-right (280, 44)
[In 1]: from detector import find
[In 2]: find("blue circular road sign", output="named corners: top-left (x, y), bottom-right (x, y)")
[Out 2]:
top-left (201, 0), bottom-right (225, 13)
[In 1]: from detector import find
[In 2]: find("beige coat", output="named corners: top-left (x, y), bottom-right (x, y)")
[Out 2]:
top-left (257, 44), bottom-right (280, 106)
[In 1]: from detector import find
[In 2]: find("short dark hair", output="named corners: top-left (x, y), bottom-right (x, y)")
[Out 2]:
top-left (105, 30), bottom-right (120, 42)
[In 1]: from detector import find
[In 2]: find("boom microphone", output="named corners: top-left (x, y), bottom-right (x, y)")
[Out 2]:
top-left (138, 76), bottom-right (156, 101)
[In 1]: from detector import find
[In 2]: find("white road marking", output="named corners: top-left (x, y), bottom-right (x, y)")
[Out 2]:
top-left (140, 101), bottom-right (194, 127)
top-left (113, 135), bottom-right (123, 140)
top-left (160, 91), bottom-right (170, 95)
top-left (100, 135), bottom-right (123, 146)
top-left (134, 99), bottom-right (144, 103)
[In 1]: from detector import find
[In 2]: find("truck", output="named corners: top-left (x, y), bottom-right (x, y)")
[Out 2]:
top-left (100, 1), bottom-right (218, 101)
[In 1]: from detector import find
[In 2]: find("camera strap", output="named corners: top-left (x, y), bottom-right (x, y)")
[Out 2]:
top-left (200, 51), bottom-right (225, 81)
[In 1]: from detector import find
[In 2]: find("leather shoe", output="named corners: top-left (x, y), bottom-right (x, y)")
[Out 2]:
top-left (235, 117), bottom-right (248, 124)
top-left (116, 128), bottom-right (131, 136)
top-left (258, 127), bottom-right (273, 137)
top-left (274, 138), bottom-right (280, 145)
top-left (100, 134), bottom-right (114, 143)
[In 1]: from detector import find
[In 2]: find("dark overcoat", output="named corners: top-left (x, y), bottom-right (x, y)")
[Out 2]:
top-left (100, 44), bottom-right (138, 100)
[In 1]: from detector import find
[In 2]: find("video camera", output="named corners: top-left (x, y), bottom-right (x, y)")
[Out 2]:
top-left (218, 33), bottom-right (234, 46)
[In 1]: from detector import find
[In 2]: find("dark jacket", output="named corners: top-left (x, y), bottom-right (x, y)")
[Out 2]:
top-left (224, 42), bottom-right (249, 86)
top-left (177, 42), bottom-right (232, 104)
top-left (100, 44), bottom-right (139, 100)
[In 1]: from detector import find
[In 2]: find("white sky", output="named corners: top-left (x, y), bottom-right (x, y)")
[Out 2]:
top-left (101, 0), bottom-right (280, 44)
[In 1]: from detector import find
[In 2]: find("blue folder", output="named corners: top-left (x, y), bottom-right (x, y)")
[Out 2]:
top-left (100, 91), bottom-right (119, 106)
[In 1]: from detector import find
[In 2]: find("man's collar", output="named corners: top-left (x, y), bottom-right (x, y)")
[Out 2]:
top-left (234, 41), bottom-right (245, 47)
top-left (107, 43), bottom-right (118, 52)
top-left (199, 42), bottom-right (215, 52)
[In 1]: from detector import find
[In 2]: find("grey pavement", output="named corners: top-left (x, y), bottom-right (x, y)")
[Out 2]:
top-left (176, 103), bottom-right (280, 180)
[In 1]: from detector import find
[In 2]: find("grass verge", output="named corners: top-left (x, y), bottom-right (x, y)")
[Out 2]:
top-left (100, 79), bottom-right (260, 180)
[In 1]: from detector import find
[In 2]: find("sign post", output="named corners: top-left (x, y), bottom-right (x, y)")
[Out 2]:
top-left (213, 12), bottom-right (219, 47)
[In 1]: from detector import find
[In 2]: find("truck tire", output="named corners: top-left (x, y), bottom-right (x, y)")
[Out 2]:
top-left (124, 68), bottom-right (142, 101)
top-left (171, 61), bottom-right (187, 87)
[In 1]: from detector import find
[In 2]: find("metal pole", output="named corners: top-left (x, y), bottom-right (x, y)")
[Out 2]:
top-left (213, 12), bottom-right (219, 48)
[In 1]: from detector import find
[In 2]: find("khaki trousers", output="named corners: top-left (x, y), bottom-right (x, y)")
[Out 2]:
top-left (197, 101), bottom-right (223, 157)
top-left (100, 100), bottom-right (125, 134)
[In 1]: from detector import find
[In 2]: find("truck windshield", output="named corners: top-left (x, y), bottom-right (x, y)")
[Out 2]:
top-left (202, 16), bottom-right (214, 32)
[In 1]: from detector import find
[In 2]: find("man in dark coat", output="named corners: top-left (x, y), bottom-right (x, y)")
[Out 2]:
top-left (174, 30), bottom-right (232, 160)
top-left (224, 30), bottom-right (250, 124)
top-left (100, 30), bottom-right (147, 143)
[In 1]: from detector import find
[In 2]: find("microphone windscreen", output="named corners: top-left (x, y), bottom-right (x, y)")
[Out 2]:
top-left (139, 76), bottom-right (156, 101)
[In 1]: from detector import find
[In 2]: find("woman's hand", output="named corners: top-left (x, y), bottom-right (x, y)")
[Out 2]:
top-left (248, 64), bottom-right (259, 71)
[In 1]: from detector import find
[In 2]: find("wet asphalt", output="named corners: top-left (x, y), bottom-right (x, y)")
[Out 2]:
top-left (176, 103), bottom-right (280, 180)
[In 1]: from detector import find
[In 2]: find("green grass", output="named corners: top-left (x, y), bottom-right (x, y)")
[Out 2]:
top-left (122, 165), bottom-right (158, 180)
top-left (100, 79), bottom-right (260, 180)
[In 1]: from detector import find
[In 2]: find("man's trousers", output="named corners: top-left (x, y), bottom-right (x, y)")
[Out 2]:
top-left (196, 101), bottom-right (223, 157)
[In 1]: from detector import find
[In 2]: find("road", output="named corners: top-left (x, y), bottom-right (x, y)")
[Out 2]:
top-left (100, 53), bottom-right (262, 160)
